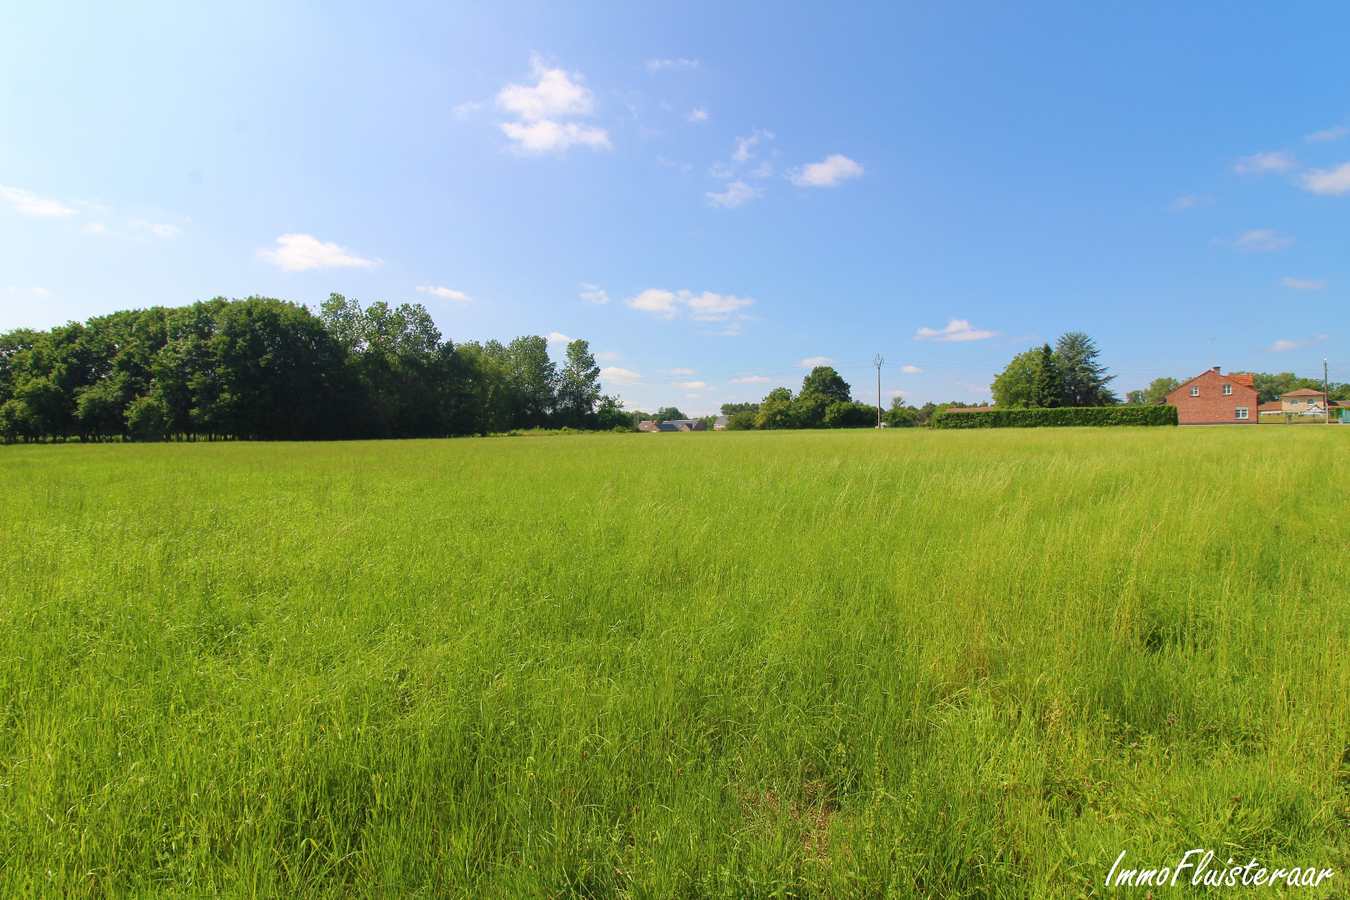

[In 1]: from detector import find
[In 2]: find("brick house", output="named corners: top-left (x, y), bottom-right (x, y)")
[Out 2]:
top-left (1165, 367), bottom-right (1259, 425)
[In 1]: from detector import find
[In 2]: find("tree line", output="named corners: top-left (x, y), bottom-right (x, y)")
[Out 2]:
top-left (0, 295), bottom-right (629, 442)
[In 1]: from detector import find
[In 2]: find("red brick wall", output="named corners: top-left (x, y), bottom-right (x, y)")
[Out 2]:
top-left (1166, 368), bottom-right (1260, 425)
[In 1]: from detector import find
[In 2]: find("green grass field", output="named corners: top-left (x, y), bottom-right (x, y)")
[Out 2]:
top-left (2, 428), bottom-right (1348, 898)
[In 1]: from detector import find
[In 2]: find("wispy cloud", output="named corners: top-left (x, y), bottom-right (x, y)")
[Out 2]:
top-left (0, 185), bottom-right (76, 217)
top-left (955, 382), bottom-right (992, 394)
top-left (546, 332), bottom-right (572, 343)
top-left (6, 285), bottom-right (53, 298)
top-left (901, 365), bottom-right (923, 373)
top-left (258, 234), bottom-right (380, 272)
top-left (664, 368), bottom-right (696, 375)
top-left (1233, 151), bottom-right (1298, 174)
top-left (706, 181), bottom-right (759, 208)
top-left (128, 220), bottom-right (181, 238)
top-left (914, 319), bottom-right (999, 342)
top-left (730, 375), bottom-right (773, 384)
top-left (625, 288), bottom-right (754, 321)
top-left (1168, 194), bottom-right (1212, 211)
top-left (787, 154), bottom-right (864, 187)
top-left (1299, 161), bottom-right (1350, 196)
top-left (594, 350), bottom-right (620, 361)
top-left (1234, 229), bottom-right (1294, 251)
top-left (673, 381), bottom-right (708, 389)
top-left (600, 366), bottom-right (644, 386)
top-left (1305, 125), bottom-right (1348, 142)
top-left (687, 108), bottom-right (708, 123)
top-left (1265, 339), bottom-right (1314, 352)
top-left (798, 356), bottom-right (835, 367)
top-left (733, 130), bottom-right (773, 163)
top-left (1280, 278), bottom-right (1327, 290)
top-left (417, 285), bottom-right (471, 301)
top-left (647, 58), bottom-right (698, 73)
top-left (496, 56), bottom-right (611, 153)
top-left (579, 283), bottom-right (610, 304)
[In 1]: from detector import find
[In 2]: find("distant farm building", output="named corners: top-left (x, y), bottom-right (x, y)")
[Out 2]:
top-left (640, 419), bottom-right (708, 432)
top-left (714, 416), bottom-right (729, 430)
top-left (1165, 367), bottom-right (1258, 425)
top-left (1280, 388), bottom-right (1329, 417)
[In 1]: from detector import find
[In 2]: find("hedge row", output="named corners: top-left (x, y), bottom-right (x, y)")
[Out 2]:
top-left (930, 405), bottom-right (1179, 429)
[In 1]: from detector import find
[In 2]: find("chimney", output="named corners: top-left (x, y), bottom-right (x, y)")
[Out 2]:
top-left (1212, 366), bottom-right (1220, 373)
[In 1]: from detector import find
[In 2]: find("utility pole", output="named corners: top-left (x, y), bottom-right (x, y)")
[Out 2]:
top-left (1326, 359), bottom-right (1331, 425)
top-left (874, 354), bottom-right (884, 428)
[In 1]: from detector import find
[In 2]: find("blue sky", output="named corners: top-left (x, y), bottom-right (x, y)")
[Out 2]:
top-left (2, 2), bottom-right (1348, 413)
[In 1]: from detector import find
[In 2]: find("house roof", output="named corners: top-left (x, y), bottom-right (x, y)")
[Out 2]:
top-left (714, 415), bottom-right (729, 425)
top-left (1228, 373), bottom-right (1255, 388)
top-left (1282, 388), bottom-right (1326, 397)
top-left (1166, 367), bottom-right (1259, 397)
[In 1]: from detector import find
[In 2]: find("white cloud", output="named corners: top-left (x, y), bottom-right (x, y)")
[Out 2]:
top-left (687, 108), bottom-right (708, 123)
top-left (625, 288), bottom-right (754, 320)
top-left (914, 319), bottom-right (999, 342)
top-left (901, 365), bottom-right (923, 373)
top-left (798, 356), bottom-right (835, 367)
top-left (1299, 161), bottom-right (1350, 196)
top-left (579, 283), bottom-right (610, 304)
top-left (417, 285), bottom-right (471, 301)
top-left (594, 350), bottom-right (620, 361)
top-left (706, 181), bottom-right (759, 208)
top-left (453, 101), bottom-right (483, 118)
top-left (1265, 339), bottom-right (1313, 352)
top-left (750, 161), bottom-right (773, 178)
top-left (500, 120), bottom-right (611, 153)
top-left (787, 154), bottom-right (864, 187)
top-left (627, 288), bottom-right (681, 317)
top-left (600, 366), bottom-right (644, 386)
top-left (710, 322), bottom-right (744, 337)
top-left (683, 291), bottom-right (753, 320)
top-left (1305, 126), bottom-right (1348, 142)
top-left (674, 381), bottom-right (708, 389)
top-left (1234, 151), bottom-right (1298, 174)
top-left (498, 58), bottom-right (596, 121)
top-left (82, 223), bottom-right (107, 233)
top-left (257, 234), bottom-right (380, 272)
top-left (1234, 229), bottom-right (1294, 251)
top-left (546, 332), bottom-right (572, 343)
top-left (1168, 194), bottom-right (1212, 211)
top-left (647, 58), bottom-right (698, 73)
top-left (707, 161), bottom-right (735, 179)
top-left (1280, 278), bottom-right (1327, 290)
top-left (496, 57), bottom-right (611, 153)
top-left (730, 375), bottom-right (772, 384)
top-left (0, 185), bottom-right (76, 217)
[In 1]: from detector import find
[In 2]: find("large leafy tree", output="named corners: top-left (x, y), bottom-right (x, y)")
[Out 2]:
top-left (992, 345), bottom-right (1061, 409)
top-left (800, 366), bottom-right (852, 404)
top-left (1054, 332), bottom-right (1117, 406)
top-left (754, 388), bottom-right (794, 429)
top-left (555, 339), bottom-right (602, 428)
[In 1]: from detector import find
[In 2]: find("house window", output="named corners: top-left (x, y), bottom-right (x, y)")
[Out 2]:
top-left (1291, 399), bottom-right (1300, 405)
top-left (1190, 386), bottom-right (1199, 396)
top-left (1223, 384), bottom-right (1232, 395)
top-left (1235, 407), bottom-right (1248, 419)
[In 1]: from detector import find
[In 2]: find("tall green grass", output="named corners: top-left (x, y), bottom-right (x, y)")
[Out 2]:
top-left (1, 428), bottom-right (1347, 897)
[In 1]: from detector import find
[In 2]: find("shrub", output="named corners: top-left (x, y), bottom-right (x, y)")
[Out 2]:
top-left (930, 405), bottom-right (1178, 429)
